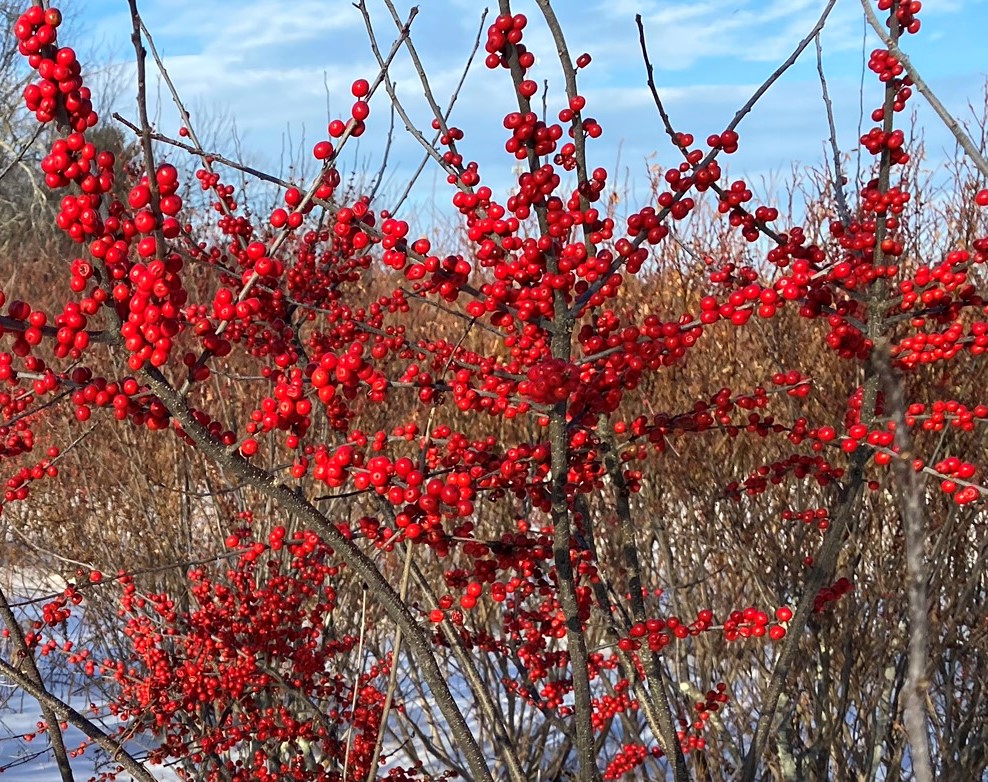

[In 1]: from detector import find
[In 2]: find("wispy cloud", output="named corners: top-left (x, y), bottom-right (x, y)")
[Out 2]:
top-left (85, 0), bottom-right (988, 218)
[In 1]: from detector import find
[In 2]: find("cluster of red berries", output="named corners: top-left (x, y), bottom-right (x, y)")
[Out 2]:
top-left (612, 383), bottom-right (787, 455)
top-left (242, 366), bottom-right (312, 450)
top-left (604, 742), bottom-right (659, 779)
top-left (43, 135), bottom-right (115, 240)
top-left (1, 445), bottom-right (59, 513)
top-left (11, 4), bottom-right (207, 401)
top-left (647, 130), bottom-right (741, 237)
top-left (881, 0), bottom-right (922, 35)
top-left (70, 372), bottom-right (170, 430)
top-left (116, 205), bottom-right (189, 369)
top-left (904, 399), bottom-right (988, 433)
top-left (311, 78), bottom-right (370, 166)
top-left (0, 385), bottom-right (36, 443)
top-left (21, 583), bottom-right (83, 656)
top-left (484, 13), bottom-right (532, 70)
top-left (503, 108), bottom-right (565, 160)
top-left (17, 8), bottom-right (116, 247)
top-left (103, 522), bottom-right (413, 782)
top-left (485, 13), bottom-right (595, 161)
top-left (15, 7), bottom-right (95, 131)
top-left (867, 47), bottom-right (905, 83)
top-left (834, 416), bottom-right (978, 500)
top-left (783, 506), bottom-right (831, 531)
top-left (931, 456), bottom-right (981, 505)
top-left (813, 577), bottom-right (854, 613)
top-left (309, 341), bottom-right (388, 412)
top-left (860, 127), bottom-right (909, 165)
top-left (680, 682), bottom-right (731, 752)
top-left (726, 454), bottom-right (844, 500)
top-left (892, 251), bottom-right (986, 368)
top-left (724, 605), bottom-right (792, 642)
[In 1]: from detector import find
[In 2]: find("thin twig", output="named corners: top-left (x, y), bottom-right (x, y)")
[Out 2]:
top-left (364, 541), bottom-right (413, 781)
top-left (368, 98), bottom-right (397, 201)
top-left (635, 13), bottom-right (786, 250)
top-left (0, 585), bottom-right (75, 782)
top-left (390, 9), bottom-right (488, 215)
top-left (0, 125), bottom-right (42, 184)
top-left (0, 657), bottom-right (157, 782)
top-left (356, 1), bottom-right (463, 185)
top-left (342, 586), bottom-right (369, 780)
top-left (815, 32), bottom-right (852, 225)
top-left (742, 3), bottom-right (899, 776)
top-left (576, 0), bottom-right (838, 314)
top-left (860, 0), bottom-right (988, 179)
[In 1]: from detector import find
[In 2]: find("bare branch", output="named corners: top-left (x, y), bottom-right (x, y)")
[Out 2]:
top-left (815, 32), bottom-right (852, 226)
top-left (860, 0), bottom-right (988, 179)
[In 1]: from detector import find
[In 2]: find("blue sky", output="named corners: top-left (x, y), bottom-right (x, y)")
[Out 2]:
top-left (75, 0), bottom-right (988, 224)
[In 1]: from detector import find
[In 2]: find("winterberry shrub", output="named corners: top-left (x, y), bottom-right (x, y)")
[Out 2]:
top-left (1, 1), bottom-right (987, 782)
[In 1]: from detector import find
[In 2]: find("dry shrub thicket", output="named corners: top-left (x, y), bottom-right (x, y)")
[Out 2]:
top-left (2, 146), bottom-right (985, 780)
top-left (0, 2), bottom-right (986, 781)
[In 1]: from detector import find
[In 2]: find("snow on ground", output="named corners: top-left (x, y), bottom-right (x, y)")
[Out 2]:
top-left (1, 667), bottom-right (183, 781)
top-left (0, 567), bottom-right (180, 781)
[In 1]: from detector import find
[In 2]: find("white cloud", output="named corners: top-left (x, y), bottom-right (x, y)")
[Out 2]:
top-left (88, 0), bottom-right (987, 225)
top-left (138, 0), bottom-right (358, 47)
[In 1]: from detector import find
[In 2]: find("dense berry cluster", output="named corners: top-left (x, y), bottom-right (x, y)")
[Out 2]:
top-left (1, 0), bottom-right (987, 780)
